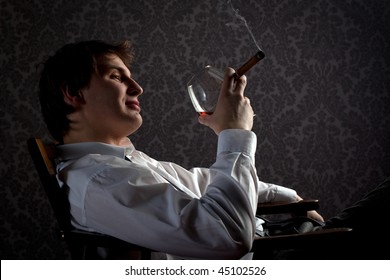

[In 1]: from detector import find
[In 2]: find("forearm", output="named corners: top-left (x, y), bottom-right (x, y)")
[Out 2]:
top-left (211, 129), bottom-right (259, 211)
top-left (257, 181), bottom-right (298, 203)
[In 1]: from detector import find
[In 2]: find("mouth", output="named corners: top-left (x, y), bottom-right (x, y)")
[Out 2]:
top-left (125, 100), bottom-right (141, 112)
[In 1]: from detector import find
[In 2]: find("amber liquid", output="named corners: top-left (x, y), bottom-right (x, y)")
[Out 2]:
top-left (199, 111), bottom-right (213, 116)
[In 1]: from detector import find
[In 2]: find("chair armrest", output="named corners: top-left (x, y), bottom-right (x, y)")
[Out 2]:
top-left (252, 227), bottom-right (353, 252)
top-left (65, 229), bottom-right (150, 251)
top-left (65, 229), bottom-right (153, 259)
top-left (257, 199), bottom-right (319, 215)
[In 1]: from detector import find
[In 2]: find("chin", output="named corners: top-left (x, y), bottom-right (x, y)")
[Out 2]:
top-left (127, 117), bottom-right (142, 134)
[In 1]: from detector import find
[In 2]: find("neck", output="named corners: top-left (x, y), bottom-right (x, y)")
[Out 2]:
top-left (63, 133), bottom-right (132, 147)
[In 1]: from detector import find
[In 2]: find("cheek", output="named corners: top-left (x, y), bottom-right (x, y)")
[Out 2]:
top-left (86, 85), bottom-right (117, 106)
top-left (82, 80), bottom-right (124, 114)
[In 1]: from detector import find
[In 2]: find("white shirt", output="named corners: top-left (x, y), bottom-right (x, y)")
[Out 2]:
top-left (55, 129), bottom-right (297, 259)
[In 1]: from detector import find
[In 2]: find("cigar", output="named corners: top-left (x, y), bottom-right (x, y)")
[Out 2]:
top-left (235, 50), bottom-right (265, 78)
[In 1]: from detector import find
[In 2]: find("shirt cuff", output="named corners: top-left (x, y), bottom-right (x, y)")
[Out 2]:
top-left (273, 185), bottom-right (298, 202)
top-left (217, 129), bottom-right (257, 157)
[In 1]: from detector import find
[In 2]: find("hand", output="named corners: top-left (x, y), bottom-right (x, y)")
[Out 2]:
top-left (198, 67), bottom-right (254, 134)
top-left (296, 195), bottom-right (324, 223)
top-left (307, 210), bottom-right (324, 223)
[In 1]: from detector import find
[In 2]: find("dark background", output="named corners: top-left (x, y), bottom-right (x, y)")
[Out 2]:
top-left (1, 0), bottom-right (389, 259)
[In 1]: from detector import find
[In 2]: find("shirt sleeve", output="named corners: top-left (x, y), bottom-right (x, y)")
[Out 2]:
top-left (216, 130), bottom-right (297, 203)
top-left (257, 181), bottom-right (298, 203)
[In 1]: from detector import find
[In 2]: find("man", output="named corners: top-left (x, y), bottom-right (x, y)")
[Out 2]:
top-left (39, 40), bottom-right (388, 259)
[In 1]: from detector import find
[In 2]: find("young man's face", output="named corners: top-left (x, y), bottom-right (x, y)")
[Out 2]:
top-left (78, 54), bottom-right (143, 141)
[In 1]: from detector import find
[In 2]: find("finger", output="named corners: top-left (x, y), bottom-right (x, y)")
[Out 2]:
top-left (234, 74), bottom-right (247, 94)
top-left (221, 67), bottom-right (236, 96)
top-left (198, 114), bottom-right (210, 126)
top-left (244, 97), bottom-right (255, 113)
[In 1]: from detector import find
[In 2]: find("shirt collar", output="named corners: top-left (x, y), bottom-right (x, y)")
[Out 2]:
top-left (56, 142), bottom-right (135, 162)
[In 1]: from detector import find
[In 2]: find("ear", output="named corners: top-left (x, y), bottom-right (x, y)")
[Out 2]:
top-left (63, 87), bottom-right (85, 106)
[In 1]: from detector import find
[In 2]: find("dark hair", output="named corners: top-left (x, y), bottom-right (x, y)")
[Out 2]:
top-left (39, 40), bottom-right (134, 143)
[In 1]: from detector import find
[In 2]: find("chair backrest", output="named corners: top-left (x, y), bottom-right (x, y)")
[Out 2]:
top-left (27, 138), bottom-right (72, 233)
top-left (27, 137), bottom-right (153, 259)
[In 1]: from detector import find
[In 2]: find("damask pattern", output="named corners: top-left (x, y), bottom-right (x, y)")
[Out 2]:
top-left (1, 0), bottom-right (389, 259)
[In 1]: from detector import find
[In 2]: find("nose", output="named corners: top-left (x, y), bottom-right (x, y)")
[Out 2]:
top-left (127, 78), bottom-right (143, 96)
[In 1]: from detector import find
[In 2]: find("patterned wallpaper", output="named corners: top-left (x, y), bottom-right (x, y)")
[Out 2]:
top-left (1, 0), bottom-right (389, 259)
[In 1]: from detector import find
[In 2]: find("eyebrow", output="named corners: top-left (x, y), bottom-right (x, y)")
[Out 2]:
top-left (97, 63), bottom-right (131, 77)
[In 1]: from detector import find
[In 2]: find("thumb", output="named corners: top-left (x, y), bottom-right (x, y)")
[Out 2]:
top-left (198, 114), bottom-right (211, 127)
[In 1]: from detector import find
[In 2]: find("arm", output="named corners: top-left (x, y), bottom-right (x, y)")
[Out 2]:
top-left (59, 131), bottom-right (259, 259)
top-left (256, 181), bottom-right (324, 222)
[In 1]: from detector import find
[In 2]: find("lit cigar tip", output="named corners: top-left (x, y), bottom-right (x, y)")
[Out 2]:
top-left (256, 50), bottom-right (265, 60)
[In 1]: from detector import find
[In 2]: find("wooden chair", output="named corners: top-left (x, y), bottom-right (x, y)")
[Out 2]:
top-left (28, 137), bottom-right (352, 260)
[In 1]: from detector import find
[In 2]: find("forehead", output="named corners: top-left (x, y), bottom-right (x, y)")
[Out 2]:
top-left (96, 54), bottom-right (130, 75)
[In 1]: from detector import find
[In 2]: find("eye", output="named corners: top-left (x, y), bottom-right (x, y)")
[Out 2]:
top-left (110, 73), bottom-right (122, 82)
